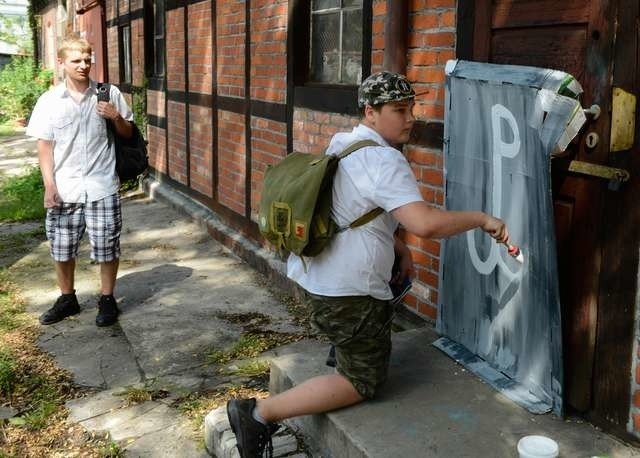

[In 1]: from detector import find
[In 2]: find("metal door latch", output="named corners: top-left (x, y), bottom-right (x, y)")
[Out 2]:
top-left (568, 160), bottom-right (630, 191)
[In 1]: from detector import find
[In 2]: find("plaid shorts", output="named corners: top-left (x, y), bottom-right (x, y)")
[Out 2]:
top-left (45, 194), bottom-right (122, 263)
top-left (307, 293), bottom-right (395, 399)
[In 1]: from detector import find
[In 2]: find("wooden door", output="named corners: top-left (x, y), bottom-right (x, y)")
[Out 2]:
top-left (457, 0), bottom-right (628, 427)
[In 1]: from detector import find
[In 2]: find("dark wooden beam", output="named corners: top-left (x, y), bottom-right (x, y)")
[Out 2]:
top-left (383, 0), bottom-right (407, 73)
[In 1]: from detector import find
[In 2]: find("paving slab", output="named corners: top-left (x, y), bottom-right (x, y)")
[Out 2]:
top-left (271, 328), bottom-right (640, 458)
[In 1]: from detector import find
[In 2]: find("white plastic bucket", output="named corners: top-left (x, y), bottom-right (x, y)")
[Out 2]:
top-left (517, 435), bottom-right (559, 458)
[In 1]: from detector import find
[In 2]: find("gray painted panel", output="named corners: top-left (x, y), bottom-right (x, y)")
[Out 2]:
top-left (437, 61), bottom-right (583, 416)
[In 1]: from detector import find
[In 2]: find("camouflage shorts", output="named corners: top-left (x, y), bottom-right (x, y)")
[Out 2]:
top-left (307, 293), bottom-right (394, 399)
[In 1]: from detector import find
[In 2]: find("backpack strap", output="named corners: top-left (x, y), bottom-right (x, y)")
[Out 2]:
top-left (334, 139), bottom-right (385, 232)
top-left (336, 139), bottom-right (379, 159)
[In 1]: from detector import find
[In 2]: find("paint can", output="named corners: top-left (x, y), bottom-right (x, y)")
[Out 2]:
top-left (517, 435), bottom-right (559, 458)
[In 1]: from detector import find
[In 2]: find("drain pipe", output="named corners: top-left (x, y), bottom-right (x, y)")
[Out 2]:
top-left (383, 0), bottom-right (408, 74)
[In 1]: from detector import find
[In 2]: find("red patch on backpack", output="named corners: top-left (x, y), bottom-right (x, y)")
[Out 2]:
top-left (295, 222), bottom-right (306, 239)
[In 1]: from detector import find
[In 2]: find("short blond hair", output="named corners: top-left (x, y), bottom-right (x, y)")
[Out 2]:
top-left (57, 34), bottom-right (92, 59)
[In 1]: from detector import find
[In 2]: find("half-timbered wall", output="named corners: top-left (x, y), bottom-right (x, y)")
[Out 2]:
top-left (102, 0), bottom-right (640, 441)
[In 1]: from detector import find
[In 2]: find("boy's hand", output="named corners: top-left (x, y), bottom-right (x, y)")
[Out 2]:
top-left (481, 215), bottom-right (509, 244)
top-left (96, 101), bottom-right (122, 121)
top-left (44, 184), bottom-right (61, 208)
top-left (391, 249), bottom-right (415, 285)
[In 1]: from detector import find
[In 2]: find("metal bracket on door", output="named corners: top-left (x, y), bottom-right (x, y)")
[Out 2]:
top-left (568, 160), bottom-right (630, 190)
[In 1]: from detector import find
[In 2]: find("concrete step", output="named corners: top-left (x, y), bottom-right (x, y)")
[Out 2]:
top-left (269, 327), bottom-right (638, 458)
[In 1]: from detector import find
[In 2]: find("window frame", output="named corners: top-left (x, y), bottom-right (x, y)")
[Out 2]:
top-left (291, 0), bottom-right (372, 115)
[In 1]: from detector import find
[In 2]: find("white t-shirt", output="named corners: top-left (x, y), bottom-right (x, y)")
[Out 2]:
top-left (27, 80), bottom-right (133, 203)
top-left (287, 124), bottom-right (424, 300)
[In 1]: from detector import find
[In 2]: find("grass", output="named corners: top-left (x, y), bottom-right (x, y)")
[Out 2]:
top-left (115, 384), bottom-right (169, 406)
top-left (0, 167), bottom-right (46, 222)
top-left (98, 441), bottom-right (125, 458)
top-left (0, 122), bottom-right (18, 137)
top-left (0, 270), bottom-right (116, 455)
top-left (0, 346), bottom-right (17, 396)
top-left (225, 360), bottom-right (270, 377)
top-left (206, 331), bottom-right (299, 365)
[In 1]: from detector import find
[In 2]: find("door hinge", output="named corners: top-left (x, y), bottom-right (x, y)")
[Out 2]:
top-left (568, 160), bottom-right (630, 190)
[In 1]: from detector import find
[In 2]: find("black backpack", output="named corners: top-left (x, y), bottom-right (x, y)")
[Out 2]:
top-left (97, 83), bottom-right (149, 181)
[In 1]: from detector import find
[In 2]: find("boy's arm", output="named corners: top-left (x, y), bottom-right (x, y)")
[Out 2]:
top-left (37, 139), bottom-right (60, 208)
top-left (392, 201), bottom-right (509, 243)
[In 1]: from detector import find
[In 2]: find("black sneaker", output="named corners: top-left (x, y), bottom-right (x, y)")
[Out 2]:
top-left (39, 292), bottom-right (80, 325)
top-left (95, 295), bottom-right (119, 327)
top-left (227, 398), bottom-right (280, 458)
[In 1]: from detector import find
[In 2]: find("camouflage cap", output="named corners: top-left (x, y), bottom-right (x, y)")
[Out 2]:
top-left (358, 71), bottom-right (415, 108)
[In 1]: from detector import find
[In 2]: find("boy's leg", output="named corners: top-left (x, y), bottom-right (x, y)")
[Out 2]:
top-left (100, 259), bottom-right (119, 296)
top-left (256, 372), bottom-right (364, 422)
top-left (40, 203), bottom-right (85, 325)
top-left (85, 194), bottom-right (122, 326)
top-left (54, 259), bottom-right (76, 294)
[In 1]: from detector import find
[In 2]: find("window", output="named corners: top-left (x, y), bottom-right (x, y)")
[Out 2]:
top-left (310, 0), bottom-right (363, 85)
top-left (120, 25), bottom-right (132, 83)
top-left (291, 0), bottom-right (370, 114)
top-left (153, 0), bottom-right (165, 76)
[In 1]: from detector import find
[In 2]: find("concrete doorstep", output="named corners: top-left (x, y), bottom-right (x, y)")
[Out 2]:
top-left (223, 328), bottom-right (638, 458)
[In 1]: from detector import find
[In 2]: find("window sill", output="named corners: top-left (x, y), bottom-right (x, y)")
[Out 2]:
top-left (294, 85), bottom-right (359, 116)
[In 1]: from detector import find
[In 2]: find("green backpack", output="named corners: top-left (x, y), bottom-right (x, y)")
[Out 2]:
top-left (258, 140), bottom-right (384, 257)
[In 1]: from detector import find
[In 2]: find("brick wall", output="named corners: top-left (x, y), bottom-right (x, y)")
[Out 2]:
top-left (106, 26), bottom-right (119, 84)
top-left (131, 18), bottom-right (144, 87)
top-left (218, 110), bottom-right (246, 215)
top-left (148, 125), bottom-right (167, 174)
top-left (188, 1), bottom-right (213, 94)
top-left (217, 0), bottom-right (245, 98)
top-left (292, 108), bottom-right (359, 154)
top-left (371, 0), bottom-right (385, 72)
top-left (250, 0), bottom-right (287, 103)
top-left (250, 116), bottom-right (286, 219)
top-left (190, 105), bottom-right (214, 197)
top-left (167, 8), bottom-right (185, 92)
top-left (396, 0), bottom-right (456, 319)
top-left (167, 101), bottom-right (187, 184)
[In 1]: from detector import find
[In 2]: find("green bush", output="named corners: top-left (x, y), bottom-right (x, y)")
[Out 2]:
top-left (0, 56), bottom-right (52, 123)
top-left (0, 167), bottom-right (45, 222)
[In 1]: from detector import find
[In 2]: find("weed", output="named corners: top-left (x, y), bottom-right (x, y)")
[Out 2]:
top-left (115, 385), bottom-right (169, 406)
top-left (207, 331), bottom-right (302, 365)
top-left (225, 360), bottom-right (270, 378)
top-left (0, 272), bottom-right (27, 332)
top-left (0, 347), bottom-right (17, 396)
top-left (0, 167), bottom-right (45, 222)
top-left (98, 441), bottom-right (125, 458)
top-left (20, 400), bottom-right (57, 430)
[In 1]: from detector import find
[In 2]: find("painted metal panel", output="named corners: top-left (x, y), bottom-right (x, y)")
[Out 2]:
top-left (436, 60), bottom-right (586, 416)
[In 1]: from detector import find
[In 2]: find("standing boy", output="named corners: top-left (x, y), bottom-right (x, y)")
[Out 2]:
top-left (26, 35), bottom-right (133, 327)
top-left (227, 72), bottom-right (510, 457)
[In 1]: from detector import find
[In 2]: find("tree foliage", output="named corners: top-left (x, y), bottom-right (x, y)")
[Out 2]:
top-left (0, 56), bottom-right (52, 122)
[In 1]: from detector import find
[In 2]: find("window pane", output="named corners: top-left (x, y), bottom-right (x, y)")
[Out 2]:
top-left (154, 38), bottom-right (164, 75)
top-left (310, 12), bottom-right (340, 83)
top-left (154, 0), bottom-right (165, 37)
top-left (312, 0), bottom-right (339, 11)
top-left (123, 26), bottom-right (132, 83)
top-left (341, 8), bottom-right (362, 84)
top-left (343, 0), bottom-right (363, 7)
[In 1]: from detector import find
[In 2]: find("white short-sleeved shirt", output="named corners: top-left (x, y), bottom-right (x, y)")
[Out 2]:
top-left (26, 80), bottom-right (133, 203)
top-left (287, 124), bottom-right (424, 300)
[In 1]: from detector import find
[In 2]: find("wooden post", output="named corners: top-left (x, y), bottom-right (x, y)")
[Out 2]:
top-left (383, 0), bottom-right (408, 73)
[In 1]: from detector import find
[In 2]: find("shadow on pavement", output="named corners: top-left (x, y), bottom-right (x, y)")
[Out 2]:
top-left (116, 264), bottom-right (193, 311)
